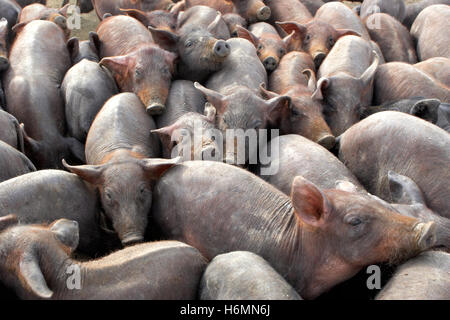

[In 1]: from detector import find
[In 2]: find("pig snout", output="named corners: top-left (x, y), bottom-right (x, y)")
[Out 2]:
top-left (257, 6), bottom-right (271, 21)
top-left (415, 222), bottom-right (436, 250)
top-left (0, 56), bottom-right (9, 72)
top-left (317, 134), bottom-right (336, 150)
top-left (263, 57), bottom-right (278, 71)
top-left (146, 101), bottom-right (166, 116)
top-left (121, 232), bottom-right (145, 246)
top-left (313, 52), bottom-right (326, 69)
top-left (213, 40), bottom-right (231, 58)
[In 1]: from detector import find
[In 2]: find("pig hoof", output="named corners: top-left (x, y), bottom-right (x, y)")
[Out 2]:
top-left (146, 103), bottom-right (165, 116)
top-left (318, 135), bottom-right (336, 150)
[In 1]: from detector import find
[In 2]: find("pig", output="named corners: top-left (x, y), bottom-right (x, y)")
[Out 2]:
top-left (66, 32), bottom-right (101, 64)
top-left (314, 36), bottom-right (380, 136)
top-left (276, 20), bottom-right (360, 68)
top-left (373, 62), bottom-right (450, 104)
top-left (17, 3), bottom-right (70, 38)
top-left (403, 0), bottom-right (450, 30)
top-left (376, 251), bottom-right (450, 300)
top-left (61, 59), bottom-right (118, 143)
top-left (0, 170), bottom-right (118, 255)
top-left (264, 53), bottom-right (335, 149)
top-left (236, 22), bottom-right (294, 71)
top-left (174, 6), bottom-right (231, 82)
top-left (92, 0), bottom-right (175, 20)
top-left (229, 0), bottom-right (271, 23)
top-left (62, 0), bottom-right (94, 14)
top-left (415, 57), bottom-right (450, 87)
top-left (0, 140), bottom-right (36, 183)
top-left (182, 0), bottom-right (235, 14)
top-left (0, 0), bottom-right (21, 42)
top-left (0, 18), bottom-right (8, 72)
top-left (299, 0), bottom-right (325, 16)
top-left (2, 20), bottom-right (85, 169)
top-left (411, 5), bottom-right (450, 60)
top-left (359, 0), bottom-right (406, 23)
top-left (0, 109), bottom-right (24, 151)
top-left (0, 217), bottom-right (207, 300)
top-left (264, 0), bottom-right (312, 25)
top-left (14, 0), bottom-right (45, 7)
top-left (63, 93), bottom-right (181, 246)
top-left (96, 15), bottom-right (177, 115)
top-left (222, 13), bottom-right (247, 37)
top-left (364, 13), bottom-right (417, 63)
top-left (338, 111), bottom-right (450, 219)
top-left (119, 8), bottom-right (177, 32)
top-left (200, 251), bottom-right (302, 300)
top-left (151, 160), bottom-right (436, 299)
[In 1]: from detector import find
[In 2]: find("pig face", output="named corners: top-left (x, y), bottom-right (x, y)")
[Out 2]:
top-left (63, 155), bottom-right (181, 246)
top-left (277, 21), bottom-right (360, 68)
top-left (0, 216), bottom-right (79, 299)
top-left (153, 111), bottom-right (221, 161)
top-left (100, 44), bottom-right (177, 115)
top-left (0, 18), bottom-right (8, 72)
top-left (194, 83), bottom-right (290, 166)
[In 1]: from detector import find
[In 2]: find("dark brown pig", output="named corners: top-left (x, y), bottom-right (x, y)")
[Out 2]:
top-left (2, 20), bottom-right (85, 169)
top-left (229, 0), bottom-right (271, 23)
top-left (359, 0), bottom-right (406, 23)
top-left (222, 13), bottom-right (247, 37)
top-left (62, 59), bottom-right (118, 143)
top-left (0, 170), bottom-right (118, 255)
top-left (415, 57), bottom-right (450, 87)
top-left (63, 93), bottom-right (180, 246)
top-left (339, 111), bottom-right (450, 218)
top-left (0, 18), bottom-right (9, 72)
top-left (151, 160), bottom-right (436, 299)
top-left (200, 251), bottom-right (302, 300)
top-left (264, 0), bottom-right (312, 26)
top-left (0, 218), bottom-right (207, 300)
top-left (315, 35), bottom-right (379, 136)
top-left (403, 0), bottom-right (450, 29)
top-left (96, 15), bottom-right (177, 115)
top-left (376, 251), bottom-right (450, 300)
top-left (17, 3), bottom-right (70, 38)
top-left (264, 53), bottom-right (334, 148)
top-left (236, 22), bottom-right (294, 71)
top-left (0, 109), bottom-right (24, 151)
top-left (373, 62), bottom-right (450, 104)
top-left (364, 13), bottom-right (417, 63)
top-left (66, 32), bottom-right (101, 64)
top-left (411, 5), bottom-right (450, 60)
top-left (120, 8), bottom-right (177, 31)
top-left (92, 0), bottom-right (175, 20)
top-left (0, 140), bottom-right (35, 183)
top-left (0, 0), bottom-right (21, 42)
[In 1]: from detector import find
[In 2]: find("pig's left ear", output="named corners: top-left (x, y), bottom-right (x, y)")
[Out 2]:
top-left (387, 171), bottom-right (426, 205)
top-left (359, 52), bottom-right (379, 86)
top-left (264, 93), bottom-right (291, 124)
top-left (99, 55), bottom-right (130, 77)
top-left (335, 29), bottom-right (361, 40)
top-left (282, 31), bottom-right (295, 48)
top-left (50, 219), bottom-right (79, 252)
top-left (259, 83), bottom-right (279, 99)
top-left (276, 21), bottom-right (307, 40)
top-left (291, 176), bottom-right (330, 227)
top-left (140, 157), bottom-right (182, 179)
top-left (88, 31), bottom-right (101, 57)
top-left (312, 77), bottom-right (330, 101)
top-left (302, 69), bottom-right (317, 92)
top-left (59, 3), bottom-right (70, 17)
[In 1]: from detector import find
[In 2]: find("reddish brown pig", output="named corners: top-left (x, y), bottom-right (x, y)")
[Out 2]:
top-left (96, 15), bottom-right (177, 115)
top-left (183, 0), bottom-right (235, 14)
top-left (152, 161), bottom-right (436, 299)
top-left (236, 22), bottom-right (294, 71)
top-left (0, 18), bottom-right (8, 72)
top-left (364, 13), bottom-right (417, 63)
top-left (411, 5), bottom-right (450, 60)
top-left (119, 8), bottom-right (177, 32)
top-left (92, 0), bottom-right (175, 20)
top-left (229, 0), bottom-right (271, 23)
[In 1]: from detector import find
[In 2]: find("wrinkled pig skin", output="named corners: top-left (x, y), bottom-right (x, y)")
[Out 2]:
top-left (0, 170), bottom-right (118, 255)
top-left (0, 140), bottom-right (36, 183)
top-left (3, 20), bottom-right (85, 169)
top-left (0, 218), bottom-right (207, 300)
top-left (339, 111), bottom-right (450, 219)
top-left (152, 161), bottom-right (436, 299)
top-left (200, 251), bottom-right (302, 300)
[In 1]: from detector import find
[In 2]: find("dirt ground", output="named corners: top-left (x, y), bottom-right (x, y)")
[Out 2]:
top-left (47, 0), bottom-right (423, 41)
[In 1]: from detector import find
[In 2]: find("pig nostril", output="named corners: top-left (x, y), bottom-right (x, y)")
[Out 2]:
top-left (214, 41), bottom-right (230, 58)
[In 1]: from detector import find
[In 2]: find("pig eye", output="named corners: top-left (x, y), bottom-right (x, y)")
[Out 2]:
top-left (328, 37), bottom-right (335, 47)
top-left (104, 189), bottom-right (113, 203)
top-left (257, 44), bottom-right (263, 51)
top-left (291, 108), bottom-right (304, 117)
top-left (135, 69), bottom-right (143, 78)
top-left (304, 34), bottom-right (311, 43)
top-left (348, 217), bottom-right (362, 226)
top-left (139, 185), bottom-right (148, 195)
top-left (278, 48), bottom-right (286, 56)
top-left (185, 41), bottom-right (194, 48)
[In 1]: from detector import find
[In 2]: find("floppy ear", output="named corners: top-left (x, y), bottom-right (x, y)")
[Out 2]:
top-left (99, 55), bottom-right (131, 79)
top-left (19, 253), bottom-right (53, 299)
top-left (67, 37), bottom-right (80, 61)
top-left (120, 8), bottom-right (148, 24)
top-left (302, 69), bottom-right (317, 92)
top-left (0, 214), bottom-right (18, 233)
top-left (387, 171), bottom-right (426, 205)
top-left (140, 157), bottom-right (182, 179)
top-left (194, 82), bottom-right (227, 115)
top-left (11, 22), bottom-right (27, 34)
top-left (410, 99), bottom-right (440, 124)
top-left (204, 103), bottom-right (217, 123)
top-left (360, 51), bottom-right (379, 87)
top-left (50, 219), bottom-right (79, 252)
top-left (235, 25), bottom-right (259, 47)
top-left (264, 94), bottom-right (291, 124)
top-left (276, 21), bottom-right (307, 40)
top-left (291, 176), bottom-right (330, 227)
top-left (312, 77), bottom-right (330, 101)
top-left (62, 159), bottom-right (105, 185)
top-left (148, 26), bottom-right (179, 51)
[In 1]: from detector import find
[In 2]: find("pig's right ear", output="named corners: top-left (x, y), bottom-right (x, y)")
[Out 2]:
top-left (291, 176), bottom-right (330, 227)
top-left (259, 83), bottom-right (279, 99)
top-left (302, 69), bottom-right (317, 93)
top-left (235, 25), bottom-right (259, 47)
top-left (120, 8), bottom-right (148, 24)
top-left (67, 37), bottom-right (80, 62)
top-left (140, 157), bottom-right (182, 179)
top-left (312, 77), bottom-right (330, 101)
top-left (99, 55), bottom-right (130, 78)
top-left (0, 214), bottom-right (18, 233)
top-left (194, 82), bottom-right (227, 115)
top-left (387, 171), bottom-right (426, 206)
top-left (62, 159), bottom-right (105, 185)
top-left (20, 253), bottom-right (53, 299)
top-left (276, 21), bottom-right (307, 40)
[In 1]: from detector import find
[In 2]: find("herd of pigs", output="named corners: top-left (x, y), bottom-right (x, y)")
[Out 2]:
top-left (0, 0), bottom-right (449, 300)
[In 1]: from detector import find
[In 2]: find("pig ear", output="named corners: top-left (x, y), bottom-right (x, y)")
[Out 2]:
top-left (335, 180), bottom-right (360, 194)
top-left (120, 8), bottom-right (148, 24)
top-left (50, 219), bottom-right (79, 252)
top-left (151, 123), bottom-right (177, 139)
top-left (99, 55), bottom-right (130, 77)
top-left (335, 29), bottom-right (361, 39)
top-left (312, 77), bottom-right (330, 101)
top-left (67, 37), bottom-right (80, 62)
top-left (207, 11), bottom-right (223, 35)
top-left (11, 22), bottom-right (27, 34)
top-left (88, 31), bottom-right (101, 57)
top-left (204, 103), bottom-right (217, 123)
top-left (59, 3), bottom-right (70, 17)
top-left (19, 253), bottom-right (53, 299)
top-left (140, 157), bottom-right (182, 179)
top-left (410, 99), bottom-right (440, 124)
top-left (276, 21), bottom-right (306, 40)
top-left (259, 83), bottom-right (280, 100)
top-left (360, 51), bottom-right (379, 87)
top-left (282, 31), bottom-right (295, 47)
top-left (148, 26), bottom-right (179, 50)
top-left (62, 159), bottom-right (105, 185)
top-left (264, 93), bottom-right (292, 123)
top-left (0, 214), bottom-right (18, 233)
top-left (235, 25), bottom-right (259, 47)
top-left (387, 171), bottom-right (426, 205)
top-left (194, 82), bottom-right (227, 115)
top-left (291, 176), bottom-right (330, 227)
top-left (302, 69), bottom-right (317, 92)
